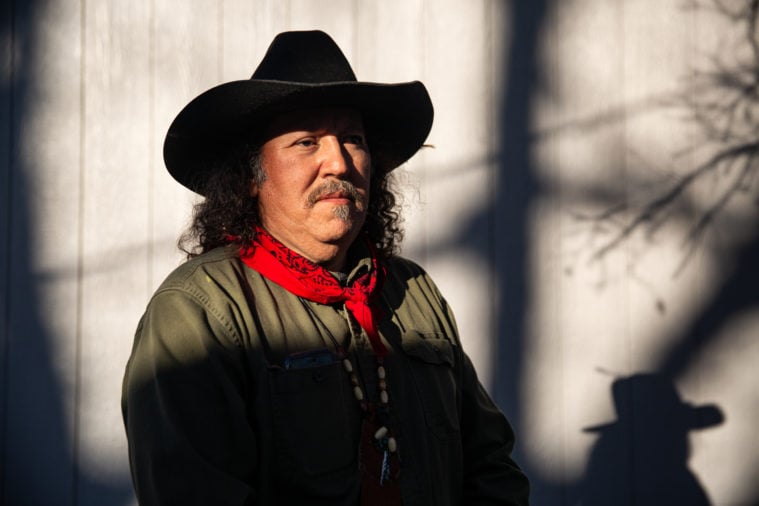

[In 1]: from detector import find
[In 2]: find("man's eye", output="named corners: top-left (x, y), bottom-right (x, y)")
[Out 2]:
top-left (344, 134), bottom-right (366, 146)
top-left (296, 138), bottom-right (317, 147)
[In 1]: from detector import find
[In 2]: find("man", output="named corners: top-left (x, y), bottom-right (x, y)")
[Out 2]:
top-left (122, 30), bottom-right (529, 505)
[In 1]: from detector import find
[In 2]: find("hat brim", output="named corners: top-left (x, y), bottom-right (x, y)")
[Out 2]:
top-left (582, 404), bottom-right (724, 433)
top-left (163, 79), bottom-right (433, 194)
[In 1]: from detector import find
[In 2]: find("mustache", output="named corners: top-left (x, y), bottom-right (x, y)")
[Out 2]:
top-left (306, 180), bottom-right (365, 208)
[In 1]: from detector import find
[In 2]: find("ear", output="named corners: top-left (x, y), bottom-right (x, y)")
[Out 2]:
top-left (249, 179), bottom-right (260, 197)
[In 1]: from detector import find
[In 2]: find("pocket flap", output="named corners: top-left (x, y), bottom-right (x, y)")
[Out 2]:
top-left (401, 331), bottom-right (455, 366)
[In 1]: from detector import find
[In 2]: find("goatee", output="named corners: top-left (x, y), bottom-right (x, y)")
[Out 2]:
top-left (306, 180), bottom-right (366, 222)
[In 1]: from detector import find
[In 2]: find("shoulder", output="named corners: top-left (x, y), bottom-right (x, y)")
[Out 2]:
top-left (384, 254), bottom-right (433, 284)
top-left (136, 245), bottom-right (251, 350)
top-left (385, 254), bottom-right (425, 275)
top-left (143, 245), bottom-right (252, 330)
top-left (154, 245), bottom-right (244, 296)
top-left (384, 255), bottom-right (443, 300)
top-left (382, 254), bottom-right (461, 343)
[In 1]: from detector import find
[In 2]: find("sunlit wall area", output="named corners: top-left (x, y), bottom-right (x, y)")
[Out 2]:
top-left (527, 1), bottom-right (759, 504)
top-left (1, 1), bottom-right (757, 505)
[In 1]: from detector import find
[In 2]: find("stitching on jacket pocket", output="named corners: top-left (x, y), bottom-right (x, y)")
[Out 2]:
top-left (268, 363), bottom-right (360, 480)
top-left (401, 331), bottom-right (460, 439)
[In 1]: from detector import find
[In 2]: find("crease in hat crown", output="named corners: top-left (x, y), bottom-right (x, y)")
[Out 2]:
top-left (251, 30), bottom-right (357, 83)
top-left (163, 30), bottom-right (434, 195)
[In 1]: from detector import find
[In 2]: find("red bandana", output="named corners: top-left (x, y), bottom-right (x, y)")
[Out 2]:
top-left (237, 227), bottom-right (389, 357)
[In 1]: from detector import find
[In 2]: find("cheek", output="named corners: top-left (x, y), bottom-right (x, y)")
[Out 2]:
top-left (355, 156), bottom-right (372, 189)
top-left (258, 178), bottom-right (310, 215)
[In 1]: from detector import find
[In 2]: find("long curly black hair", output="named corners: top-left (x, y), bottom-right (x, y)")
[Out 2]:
top-left (178, 142), bottom-right (404, 260)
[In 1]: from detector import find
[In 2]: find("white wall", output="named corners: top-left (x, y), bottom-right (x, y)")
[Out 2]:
top-left (1, 1), bottom-right (757, 504)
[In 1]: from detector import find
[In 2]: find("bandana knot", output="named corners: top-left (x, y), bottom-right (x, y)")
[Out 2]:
top-left (237, 227), bottom-right (388, 356)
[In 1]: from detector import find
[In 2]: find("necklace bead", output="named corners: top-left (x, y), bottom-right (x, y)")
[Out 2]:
top-left (296, 297), bottom-right (399, 479)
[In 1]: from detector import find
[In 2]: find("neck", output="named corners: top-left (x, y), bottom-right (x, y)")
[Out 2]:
top-left (257, 228), bottom-right (352, 272)
top-left (288, 240), bottom-right (349, 271)
top-left (316, 248), bottom-right (348, 272)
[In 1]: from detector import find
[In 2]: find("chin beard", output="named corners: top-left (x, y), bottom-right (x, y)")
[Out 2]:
top-left (333, 204), bottom-right (349, 221)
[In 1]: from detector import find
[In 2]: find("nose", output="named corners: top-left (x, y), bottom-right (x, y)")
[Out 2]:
top-left (319, 136), bottom-right (351, 178)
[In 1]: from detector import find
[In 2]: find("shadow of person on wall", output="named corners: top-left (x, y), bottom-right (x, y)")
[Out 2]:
top-left (574, 373), bottom-right (724, 506)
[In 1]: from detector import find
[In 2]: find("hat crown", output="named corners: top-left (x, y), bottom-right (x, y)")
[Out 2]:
top-left (251, 30), bottom-right (357, 83)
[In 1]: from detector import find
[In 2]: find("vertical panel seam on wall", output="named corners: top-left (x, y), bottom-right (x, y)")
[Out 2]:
top-left (352, 0), bottom-right (359, 69)
top-left (554, 7), bottom-right (567, 498)
top-left (72, 0), bottom-right (87, 503)
top-left (218, 0), bottom-right (224, 82)
top-left (485, 0), bottom-right (497, 389)
top-left (420, 0), bottom-right (428, 265)
top-left (620, 0), bottom-right (631, 379)
top-left (547, 5), bottom-right (567, 497)
top-left (619, 0), bottom-right (636, 493)
top-left (0, 0), bottom-right (17, 497)
top-left (541, 4), bottom-right (567, 496)
top-left (148, 0), bottom-right (155, 294)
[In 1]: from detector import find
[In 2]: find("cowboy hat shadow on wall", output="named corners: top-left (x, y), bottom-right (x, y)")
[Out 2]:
top-left (573, 373), bottom-right (724, 506)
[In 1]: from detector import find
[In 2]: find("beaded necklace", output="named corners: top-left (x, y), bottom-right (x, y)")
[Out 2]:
top-left (298, 297), bottom-right (401, 501)
top-left (341, 349), bottom-right (398, 479)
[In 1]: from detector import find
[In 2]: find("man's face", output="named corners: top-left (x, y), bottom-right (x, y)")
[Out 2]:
top-left (253, 107), bottom-right (372, 270)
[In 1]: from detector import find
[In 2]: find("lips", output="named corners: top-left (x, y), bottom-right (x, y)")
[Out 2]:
top-left (317, 191), bottom-right (353, 202)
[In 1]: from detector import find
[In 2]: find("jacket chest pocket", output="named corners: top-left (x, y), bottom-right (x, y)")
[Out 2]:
top-left (268, 362), bottom-right (360, 481)
top-left (401, 331), bottom-right (461, 439)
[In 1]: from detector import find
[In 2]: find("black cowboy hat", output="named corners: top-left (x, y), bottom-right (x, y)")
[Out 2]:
top-left (163, 30), bottom-right (434, 195)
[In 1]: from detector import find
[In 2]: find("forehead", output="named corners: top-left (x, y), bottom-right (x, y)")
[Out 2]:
top-left (263, 107), bottom-right (365, 138)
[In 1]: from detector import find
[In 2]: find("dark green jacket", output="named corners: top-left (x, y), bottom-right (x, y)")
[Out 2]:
top-left (122, 245), bottom-right (529, 505)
